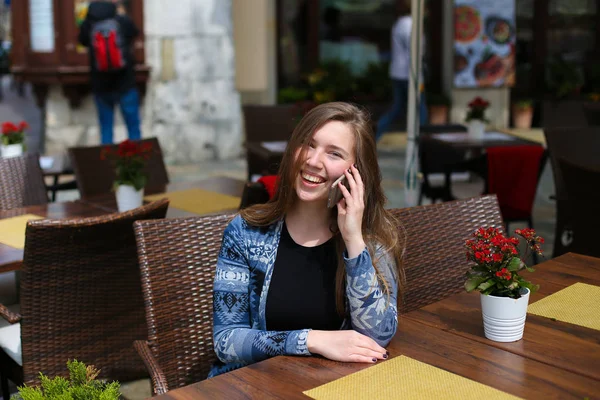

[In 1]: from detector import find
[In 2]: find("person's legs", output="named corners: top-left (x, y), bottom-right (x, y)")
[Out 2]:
top-left (94, 92), bottom-right (116, 144)
top-left (118, 87), bottom-right (142, 141)
top-left (375, 79), bottom-right (407, 142)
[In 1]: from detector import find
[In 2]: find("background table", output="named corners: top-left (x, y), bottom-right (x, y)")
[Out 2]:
top-left (155, 253), bottom-right (600, 399)
top-left (80, 176), bottom-right (245, 218)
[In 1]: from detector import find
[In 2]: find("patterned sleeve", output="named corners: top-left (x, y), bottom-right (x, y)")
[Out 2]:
top-left (212, 217), bottom-right (311, 365)
top-left (344, 246), bottom-right (398, 347)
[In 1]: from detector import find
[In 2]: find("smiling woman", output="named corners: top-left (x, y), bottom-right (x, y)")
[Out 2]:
top-left (210, 102), bottom-right (406, 378)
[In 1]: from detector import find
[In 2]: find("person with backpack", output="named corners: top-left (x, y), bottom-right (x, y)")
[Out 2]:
top-left (78, 0), bottom-right (141, 144)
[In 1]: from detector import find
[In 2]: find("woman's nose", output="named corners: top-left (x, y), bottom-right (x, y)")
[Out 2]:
top-left (305, 149), bottom-right (323, 167)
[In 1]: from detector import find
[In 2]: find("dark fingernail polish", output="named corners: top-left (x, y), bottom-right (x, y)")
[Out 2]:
top-left (372, 358), bottom-right (377, 362)
top-left (353, 163), bottom-right (357, 168)
top-left (383, 354), bottom-right (388, 359)
top-left (347, 168), bottom-right (351, 172)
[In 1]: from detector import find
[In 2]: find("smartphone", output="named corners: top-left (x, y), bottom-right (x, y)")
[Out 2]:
top-left (327, 174), bottom-right (351, 208)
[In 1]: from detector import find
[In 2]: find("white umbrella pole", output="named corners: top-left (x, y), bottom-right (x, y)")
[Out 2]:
top-left (404, 0), bottom-right (424, 207)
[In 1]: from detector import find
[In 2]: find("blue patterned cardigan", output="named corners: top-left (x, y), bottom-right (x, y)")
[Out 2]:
top-left (209, 215), bottom-right (399, 378)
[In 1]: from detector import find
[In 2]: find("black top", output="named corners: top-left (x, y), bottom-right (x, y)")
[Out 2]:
top-left (266, 222), bottom-right (344, 331)
top-left (78, 1), bottom-right (139, 93)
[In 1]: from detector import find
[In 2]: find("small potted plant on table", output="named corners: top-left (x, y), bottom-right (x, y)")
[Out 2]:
top-left (1, 121), bottom-right (28, 158)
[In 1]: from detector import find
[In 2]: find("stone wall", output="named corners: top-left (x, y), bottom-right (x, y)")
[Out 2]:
top-left (45, 0), bottom-right (242, 164)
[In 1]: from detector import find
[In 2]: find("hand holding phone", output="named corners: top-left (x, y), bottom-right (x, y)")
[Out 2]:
top-left (327, 174), bottom-right (351, 208)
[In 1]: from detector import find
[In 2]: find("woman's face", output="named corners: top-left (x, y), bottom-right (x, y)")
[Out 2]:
top-left (294, 121), bottom-right (356, 205)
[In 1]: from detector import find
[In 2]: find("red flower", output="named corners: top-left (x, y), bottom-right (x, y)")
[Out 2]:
top-left (495, 268), bottom-right (511, 280)
top-left (492, 253), bottom-right (503, 262)
top-left (468, 97), bottom-right (490, 109)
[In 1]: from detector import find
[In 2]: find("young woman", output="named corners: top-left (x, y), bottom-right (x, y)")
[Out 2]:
top-left (210, 102), bottom-right (405, 377)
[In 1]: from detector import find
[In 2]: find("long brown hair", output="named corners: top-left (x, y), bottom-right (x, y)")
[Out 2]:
top-left (241, 102), bottom-right (405, 315)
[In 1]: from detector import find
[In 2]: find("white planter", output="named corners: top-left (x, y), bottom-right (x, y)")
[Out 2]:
top-left (115, 184), bottom-right (144, 212)
top-left (467, 120), bottom-right (486, 140)
top-left (1, 143), bottom-right (24, 158)
top-left (480, 288), bottom-right (530, 342)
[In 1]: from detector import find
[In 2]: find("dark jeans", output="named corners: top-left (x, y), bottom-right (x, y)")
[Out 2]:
top-left (375, 79), bottom-right (428, 142)
top-left (94, 87), bottom-right (141, 144)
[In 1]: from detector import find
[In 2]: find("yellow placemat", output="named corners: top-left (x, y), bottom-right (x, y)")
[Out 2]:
top-left (303, 356), bottom-right (520, 400)
top-left (144, 188), bottom-right (240, 215)
top-left (0, 214), bottom-right (44, 249)
top-left (528, 283), bottom-right (600, 330)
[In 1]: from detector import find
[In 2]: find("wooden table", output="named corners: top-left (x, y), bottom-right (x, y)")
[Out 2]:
top-left (426, 131), bottom-right (540, 151)
top-left (0, 201), bottom-right (110, 273)
top-left (80, 176), bottom-right (245, 218)
top-left (156, 253), bottom-right (600, 399)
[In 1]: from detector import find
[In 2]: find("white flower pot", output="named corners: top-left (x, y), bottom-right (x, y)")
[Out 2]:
top-left (115, 184), bottom-right (144, 212)
top-left (468, 120), bottom-right (486, 140)
top-left (480, 288), bottom-right (530, 342)
top-left (1, 143), bottom-right (24, 158)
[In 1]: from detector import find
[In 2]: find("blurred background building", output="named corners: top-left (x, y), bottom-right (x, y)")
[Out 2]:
top-left (5, 0), bottom-right (600, 163)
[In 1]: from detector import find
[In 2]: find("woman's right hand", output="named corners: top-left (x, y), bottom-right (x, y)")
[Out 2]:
top-left (307, 330), bottom-right (388, 363)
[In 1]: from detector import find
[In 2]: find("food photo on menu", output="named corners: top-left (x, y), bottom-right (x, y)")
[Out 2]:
top-left (453, 0), bottom-right (516, 88)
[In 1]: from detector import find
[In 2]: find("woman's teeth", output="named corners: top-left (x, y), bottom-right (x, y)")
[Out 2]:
top-left (302, 173), bottom-right (325, 184)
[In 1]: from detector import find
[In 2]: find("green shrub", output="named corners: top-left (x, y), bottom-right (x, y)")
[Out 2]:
top-left (14, 360), bottom-right (120, 400)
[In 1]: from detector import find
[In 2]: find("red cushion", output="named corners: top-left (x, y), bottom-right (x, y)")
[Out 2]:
top-left (257, 175), bottom-right (279, 199)
top-left (487, 145), bottom-right (544, 220)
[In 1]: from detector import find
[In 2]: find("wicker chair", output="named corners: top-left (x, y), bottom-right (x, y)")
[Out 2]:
top-left (543, 127), bottom-right (600, 257)
top-left (0, 153), bottom-right (48, 211)
top-left (391, 194), bottom-right (504, 314)
top-left (557, 158), bottom-right (600, 258)
top-left (0, 199), bottom-right (169, 399)
top-left (239, 181), bottom-right (270, 210)
top-left (69, 137), bottom-right (170, 199)
top-left (243, 105), bottom-right (295, 180)
top-left (133, 212), bottom-right (234, 395)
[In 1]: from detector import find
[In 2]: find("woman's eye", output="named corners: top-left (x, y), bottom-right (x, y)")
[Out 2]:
top-left (330, 152), bottom-right (342, 158)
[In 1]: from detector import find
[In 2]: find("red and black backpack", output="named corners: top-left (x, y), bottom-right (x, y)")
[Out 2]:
top-left (90, 18), bottom-right (127, 72)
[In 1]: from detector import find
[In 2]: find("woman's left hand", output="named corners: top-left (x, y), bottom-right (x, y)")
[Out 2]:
top-left (337, 164), bottom-right (366, 258)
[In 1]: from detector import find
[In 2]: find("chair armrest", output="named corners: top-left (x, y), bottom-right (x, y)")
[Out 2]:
top-left (0, 303), bottom-right (21, 324)
top-left (134, 340), bottom-right (169, 395)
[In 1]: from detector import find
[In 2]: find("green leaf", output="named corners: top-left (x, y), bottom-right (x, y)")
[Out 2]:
top-left (507, 257), bottom-right (524, 272)
top-left (478, 281), bottom-right (494, 291)
top-left (465, 277), bottom-right (487, 292)
top-left (525, 266), bottom-right (535, 272)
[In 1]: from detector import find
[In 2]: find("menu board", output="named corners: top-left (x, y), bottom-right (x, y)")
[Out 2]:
top-left (453, 0), bottom-right (515, 88)
top-left (29, 0), bottom-right (55, 52)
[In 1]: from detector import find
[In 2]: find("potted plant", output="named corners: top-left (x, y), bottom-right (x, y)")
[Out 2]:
top-left (427, 92), bottom-right (451, 124)
top-left (15, 360), bottom-right (120, 400)
top-left (464, 227), bottom-right (544, 342)
top-left (101, 139), bottom-right (152, 212)
top-left (512, 99), bottom-right (534, 129)
top-left (1, 121), bottom-right (28, 158)
top-left (465, 97), bottom-right (490, 139)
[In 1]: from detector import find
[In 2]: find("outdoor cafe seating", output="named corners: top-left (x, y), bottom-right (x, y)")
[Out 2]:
top-left (0, 131), bottom-right (599, 398)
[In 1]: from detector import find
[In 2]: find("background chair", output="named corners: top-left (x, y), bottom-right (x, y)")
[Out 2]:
top-left (0, 153), bottom-right (48, 211)
top-left (243, 105), bottom-right (295, 180)
top-left (557, 158), bottom-right (600, 258)
top-left (391, 194), bottom-right (504, 314)
top-left (239, 181), bottom-right (269, 210)
top-left (133, 213), bottom-right (234, 395)
top-left (0, 199), bottom-right (169, 399)
top-left (69, 137), bottom-right (169, 199)
top-left (418, 124), bottom-right (468, 204)
top-left (543, 127), bottom-right (600, 257)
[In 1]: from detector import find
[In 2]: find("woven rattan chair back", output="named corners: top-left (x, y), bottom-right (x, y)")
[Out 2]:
top-left (391, 195), bottom-right (504, 314)
top-left (133, 212), bottom-right (234, 393)
top-left (543, 127), bottom-right (600, 256)
top-left (69, 138), bottom-right (170, 199)
top-left (18, 199), bottom-right (169, 385)
top-left (0, 153), bottom-right (48, 211)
